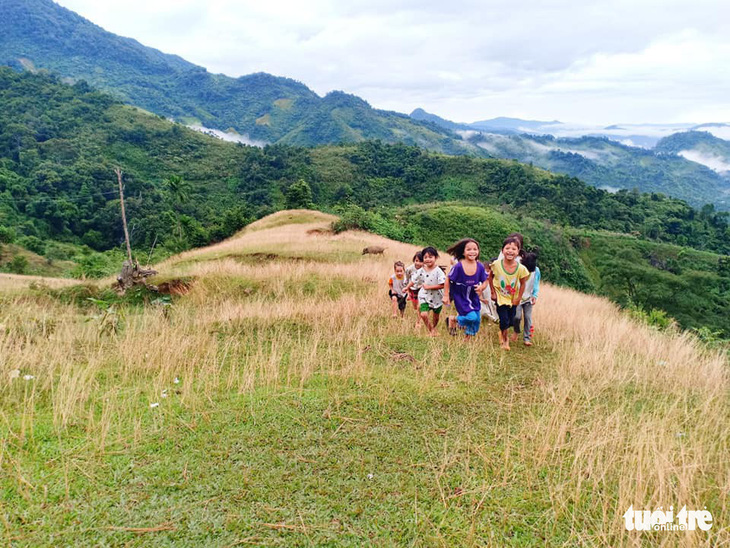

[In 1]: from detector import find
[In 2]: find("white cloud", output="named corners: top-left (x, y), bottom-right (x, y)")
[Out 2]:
top-left (678, 150), bottom-right (730, 173)
top-left (53, 0), bottom-right (730, 126)
top-left (187, 125), bottom-right (266, 147)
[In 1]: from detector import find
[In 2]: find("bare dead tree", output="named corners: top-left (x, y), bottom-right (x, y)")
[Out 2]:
top-left (115, 167), bottom-right (133, 264)
top-left (114, 167), bottom-right (157, 292)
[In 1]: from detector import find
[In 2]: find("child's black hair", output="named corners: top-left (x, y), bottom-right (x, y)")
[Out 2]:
top-left (522, 252), bottom-right (538, 273)
top-left (421, 246), bottom-right (439, 259)
top-left (446, 238), bottom-right (480, 261)
top-left (412, 251), bottom-right (423, 262)
top-left (501, 236), bottom-right (521, 250)
top-left (394, 261), bottom-right (405, 269)
top-left (507, 232), bottom-right (524, 248)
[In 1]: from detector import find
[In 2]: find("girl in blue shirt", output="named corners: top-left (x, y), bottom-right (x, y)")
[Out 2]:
top-left (443, 238), bottom-right (489, 339)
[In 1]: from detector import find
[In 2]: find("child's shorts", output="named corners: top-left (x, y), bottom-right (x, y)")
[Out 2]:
top-left (456, 310), bottom-right (481, 336)
top-left (408, 288), bottom-right (419, 303)
top-left (496, 304), bottom-right (516, 331)
top-left (389, 290), bottom-right (407, 311)
top-left (419, 302), bottom-right (443, 314)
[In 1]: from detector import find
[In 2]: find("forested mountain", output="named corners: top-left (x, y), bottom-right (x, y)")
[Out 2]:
top-left (4, 0), bottom-right (729, 208)
top-left (2, 69), bottom-right (729, 254)
top-left (410, 109), bottom-right (730, 209)
top-left (466, 133), bottom-right (730, 210)
top-left (0, 0), bottom-right (474, 153)
top-left (655, 131), bottom-right (730, 173)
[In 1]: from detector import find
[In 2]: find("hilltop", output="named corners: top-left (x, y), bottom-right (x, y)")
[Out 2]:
top-left (1, 210), bottom-right (728, 545)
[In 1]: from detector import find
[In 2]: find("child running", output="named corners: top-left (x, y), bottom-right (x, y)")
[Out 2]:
top-left (512, 252), bottom-right (540, 346)
top-left (491, 237), bottom-right (530, 350)
top-left (388, 261), bottom-right (408, 318)
top-left (405, 247), bottom-right (445, 336)
top-left (443, 238), bottom-right (489, 340)
top-left (404, 252), bottom-right (424, 326)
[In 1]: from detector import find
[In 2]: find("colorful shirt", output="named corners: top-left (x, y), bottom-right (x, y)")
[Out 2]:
top-left (411, 266), bottom-right (446, 308)
top-left (388, 274), bottom-right (407, 297)
top-left (491, 260), bottom-right (530, 307)
top-left (448, 261), bottom-right (488, 315)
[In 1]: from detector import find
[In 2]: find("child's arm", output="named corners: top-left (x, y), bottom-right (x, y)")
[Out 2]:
top-left (476, 266), bottom-right (489, 294)
top-left (422, 282), bottom-right (445, 290)
top-left (513, 275), bottom-right (530, 306)
top-left (531, 268), bottom-right (541, 304)
top-left (403, 271), bottom-right (419, 292)
top-left (442, 275), bottom-right (451, 305)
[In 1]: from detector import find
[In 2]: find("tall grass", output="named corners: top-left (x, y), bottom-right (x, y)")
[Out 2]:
top-left (0, 209), bottom-right (727, 545)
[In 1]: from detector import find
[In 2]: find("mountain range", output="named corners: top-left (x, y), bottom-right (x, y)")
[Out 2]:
top-left (411, 109), bottom-right (730, 209)
top-left (411, 108), bottom-right (730, 148)
top-left (0, 0), bottom-right (476, 154)
top-left (1, 0), bottom-right (730, 209)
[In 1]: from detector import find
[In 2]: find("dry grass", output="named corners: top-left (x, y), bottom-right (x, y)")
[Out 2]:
top-left (0, 273), bottom-right (78, 292)
top-left (0, 210), bottom-right (728, 545)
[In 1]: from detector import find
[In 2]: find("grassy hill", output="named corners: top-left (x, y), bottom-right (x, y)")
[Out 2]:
top-left (1, 210), bottom-right (728, 545)
top-left (341, 203), bottom-right (730, 336)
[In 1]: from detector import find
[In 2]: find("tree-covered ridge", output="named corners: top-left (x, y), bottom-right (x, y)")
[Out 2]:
top-left (465, 133), bottom-right (730, 210)
top-left (0, 0), bottom-right (476, 154)
top-left (655, 130), bottom-right (730, 160)
top-left (0, 67), bottom-right (255, 256)
top-left (2, 68), bottom-right (729, 259)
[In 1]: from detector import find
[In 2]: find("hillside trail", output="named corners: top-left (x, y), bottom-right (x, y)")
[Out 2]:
top-left (1, 209), bottom-right (728, 546)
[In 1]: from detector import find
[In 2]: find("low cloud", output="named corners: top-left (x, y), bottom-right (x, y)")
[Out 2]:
top-left (678, 150), bottom-right (730, 173)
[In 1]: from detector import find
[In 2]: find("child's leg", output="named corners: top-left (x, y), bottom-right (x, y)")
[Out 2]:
top-left (496, 305), bottom-right (507, 347)
top-left (411, 291), bottom-right (421, 326)
top-left (419, 303), bottom-right (433, 331)
top-left (497, 305), bottom-right (514, 349)
top-left (459, 311), bottom-right (481, 338)
top-left (431, 306), bottom-right (442, 331)
top-left (391, 294), bottom-right (399, 317)
top-left (522, 302), bottom-right (533, 344)
top-left (513, 304), bottom-right (523, 333)
top-left (511, 304), bottom-right (523, 341)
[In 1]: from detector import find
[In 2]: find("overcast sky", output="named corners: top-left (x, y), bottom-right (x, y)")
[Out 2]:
top-left (53, 0), bottom-right (729, 125)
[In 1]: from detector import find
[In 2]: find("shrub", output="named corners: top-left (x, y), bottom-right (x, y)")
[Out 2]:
top-left (0, 226), bottom-right (16, 244)
top-left (8, 255), bottom-right (29, 274)
top-left (17, 235), bottom-right (46, 255)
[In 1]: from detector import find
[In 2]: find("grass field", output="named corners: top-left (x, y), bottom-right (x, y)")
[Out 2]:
top-left (1, 210), bottom-right (728, 546)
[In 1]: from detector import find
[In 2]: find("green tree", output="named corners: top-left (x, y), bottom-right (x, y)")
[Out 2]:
top-left (285, 179), bottom-right (314, 209)
top-left (8, 255), bottom-right (28, 274)
top-left (163, 175), bottom-right (191, 206)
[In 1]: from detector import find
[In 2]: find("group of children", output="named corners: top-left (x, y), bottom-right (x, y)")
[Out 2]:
top-left (387, 234), bottom-right (541, 350)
